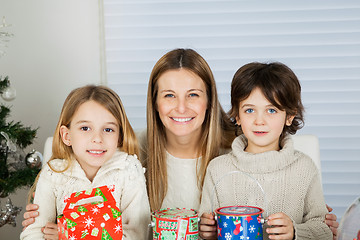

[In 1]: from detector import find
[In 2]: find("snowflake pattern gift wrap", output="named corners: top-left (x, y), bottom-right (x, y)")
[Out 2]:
top-left (215, 206), bottom-right (264, 240)
top-left (151, 208), bottom-right (199, 240)
top-left (57, 185), bottom-right (123, 240)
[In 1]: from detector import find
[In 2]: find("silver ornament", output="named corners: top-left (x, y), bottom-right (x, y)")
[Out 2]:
top-left (1, 85), bottom-right (16, 101)
top-left (25, 149), bottom-right (43, 169)
top-left (0, 198), bottom-right (22, 227)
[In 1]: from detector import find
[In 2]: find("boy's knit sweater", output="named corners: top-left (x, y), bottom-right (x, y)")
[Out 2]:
top-left (199, 134), bottom-right (332, 240)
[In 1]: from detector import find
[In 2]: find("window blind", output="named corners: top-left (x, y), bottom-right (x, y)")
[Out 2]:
top-left (102, 0), bottom-right (360, 219)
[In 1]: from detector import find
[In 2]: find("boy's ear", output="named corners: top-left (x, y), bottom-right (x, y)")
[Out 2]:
top-left (235, 115), bottom-right (241, 125)
top-left (286, 115), bottom-right (295, 126)
top-left (60, 125), bottom-right (72, 146)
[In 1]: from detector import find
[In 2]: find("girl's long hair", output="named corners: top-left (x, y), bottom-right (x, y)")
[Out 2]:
top-left (146, 48), bottom-right (235, 211)
top-left (28, 85), bottom-right (138, 203)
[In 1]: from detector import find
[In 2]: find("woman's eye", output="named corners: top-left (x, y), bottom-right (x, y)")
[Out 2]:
top-left (245, 109), bottom-right (254, 113)
top-left (80, 126), bottom-right (90, 131)
top-left (189, 93), bottom-right (199, 97)
top-left (268, 108), bottom-right (277, 114)
top-left (164, 93), bottom-right (175, 98)
top-left (104, 128), bottom-right (114, 133)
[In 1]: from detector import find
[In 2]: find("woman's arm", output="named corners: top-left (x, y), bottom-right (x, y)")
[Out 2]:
top-left (325, 204), bottom-right (339, 240)
top-left (120, 157), bottom-right (151, 240)
top-left (22, 203), bottom-right (39, 230)
top-left (20, 168), bottom-right (57, 240)
top-left (22, 204), bottom-right (58, 240)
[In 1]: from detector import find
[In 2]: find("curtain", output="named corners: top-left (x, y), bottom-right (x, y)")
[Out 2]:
top-left (102, 0), bottom-right (360, 219)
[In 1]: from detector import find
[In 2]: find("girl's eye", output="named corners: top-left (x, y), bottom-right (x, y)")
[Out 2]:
top-left (80, 126), bottom-right (90, 131)
top-left (104, 128), bottom-right (114, 133)
top-left (245, 109), bottom-right (254, 114)
top-left (164, 93), bottom-right (175, 98)
top-left (268, 108), bottom-right (277, 114)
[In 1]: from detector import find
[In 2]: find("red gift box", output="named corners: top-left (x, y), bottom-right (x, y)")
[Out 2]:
top-left (57, 185), bottom-right (123, 240)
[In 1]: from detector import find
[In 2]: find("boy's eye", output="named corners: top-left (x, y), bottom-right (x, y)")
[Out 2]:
top-left (245, 109), bottom-right (254, 113)
top-left (104, 128), bottom-right (114, 133)
top-left (80, 126), bottom-right (90, 131)
top-left (268, 108), bottom-right (277, 114)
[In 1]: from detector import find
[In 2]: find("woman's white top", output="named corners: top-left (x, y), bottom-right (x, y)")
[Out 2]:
top-left (161, 152), bottom-right (201, 210)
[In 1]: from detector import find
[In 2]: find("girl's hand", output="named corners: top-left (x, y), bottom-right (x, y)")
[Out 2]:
top-left (325, 204), bottom-right (339, 240)
top-left (199, 212), bottom-right (217, 240)
top-left (22, 203), bottom-right (39, 230)
top-left (42, 222), bottom-right (59, 240)
top-left (266, 212), bottom-right (294, 240)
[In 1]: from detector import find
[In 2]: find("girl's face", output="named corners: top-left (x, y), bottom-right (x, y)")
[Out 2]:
top-left (236, 87), bottom-right (294, 153)
top-left (156, 68), bottom-right (208, 142)
top-left (60, 100), bottom-right (119, 180)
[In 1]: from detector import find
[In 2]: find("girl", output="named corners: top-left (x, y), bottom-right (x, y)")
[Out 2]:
top-left (20, 85), bottom-right (150, 240)
top-left (199, 62), bottom-right (333, 239)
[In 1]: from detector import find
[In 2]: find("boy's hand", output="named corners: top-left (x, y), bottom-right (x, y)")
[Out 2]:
top-left (42, 222), bottom-right (59, 240)
top-left (266, 212), bottom-right (294, 240)
top-left (199, 212), bottom-right (217, 239)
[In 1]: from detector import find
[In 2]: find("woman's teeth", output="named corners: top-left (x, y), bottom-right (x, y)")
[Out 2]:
top-left (172, 117), bottom-right (193, 122)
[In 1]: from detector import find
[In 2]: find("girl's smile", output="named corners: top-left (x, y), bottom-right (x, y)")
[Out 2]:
top-left (60, 100), bottom-right (119, 180)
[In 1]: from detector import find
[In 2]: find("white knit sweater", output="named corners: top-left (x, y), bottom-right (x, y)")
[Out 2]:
top-left (199, 135), bottom-right (332, 240)
top-left (20, 150), bottom-right (150, 240)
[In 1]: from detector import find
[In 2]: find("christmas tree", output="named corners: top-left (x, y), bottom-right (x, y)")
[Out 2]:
top-left (0, 16), bottom-right (42, 227)
top-left (0, 76), bottom-right (40, 198)
top-left (0, 76), bottom-right (42, 227)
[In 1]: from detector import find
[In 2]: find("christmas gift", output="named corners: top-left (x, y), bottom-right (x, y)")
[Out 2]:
top-left (57, 185), bottom-right (123, 240)
top-left (150, 208), bottom-right (199, 240)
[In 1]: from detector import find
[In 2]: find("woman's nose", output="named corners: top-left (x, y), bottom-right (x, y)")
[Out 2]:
top-left (176, 98), bottom-right (187, 113)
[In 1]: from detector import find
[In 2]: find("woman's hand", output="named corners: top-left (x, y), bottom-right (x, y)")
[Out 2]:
top-left (42, 222), bottom-right (59, 240)
top-left (266, 212), bottom-right (294, 240)
top-left (22, 203), bottom-right (39, 230)
top-left (22, 203), bottom-right (59, 239)
top-left (199, 212), bottom-right (217, 240)
top-left (325, 204), bottom-right (339, 240)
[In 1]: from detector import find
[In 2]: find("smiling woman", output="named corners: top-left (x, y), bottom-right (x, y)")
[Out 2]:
top-left (145, 48), bottom-right (236, 212)
top-left (156, 69), bottom-right (208, 148)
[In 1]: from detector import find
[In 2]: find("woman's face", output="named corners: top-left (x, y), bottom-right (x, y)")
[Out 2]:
top-left (156, 68), bottom-right (208, 141)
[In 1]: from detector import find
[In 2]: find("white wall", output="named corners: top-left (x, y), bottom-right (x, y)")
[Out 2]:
top-left (0, 0), bottom-right (101, 238)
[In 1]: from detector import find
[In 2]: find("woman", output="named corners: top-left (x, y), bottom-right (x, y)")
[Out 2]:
top-left (142, 48), bottom-right (235, 212)
top-left (22, 49), bottom-right (338, 239)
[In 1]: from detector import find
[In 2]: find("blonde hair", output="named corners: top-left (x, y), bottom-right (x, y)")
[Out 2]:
top-left (28, 85), bottom-right (138, 202)
top-left (146, 48), bottom-right (235, 211)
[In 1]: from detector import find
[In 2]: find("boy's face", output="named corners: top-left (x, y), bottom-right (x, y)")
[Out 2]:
top-left (60, 100), bottom-right (119, 180)
top-left (236, 87), bottom-right (294, 153)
